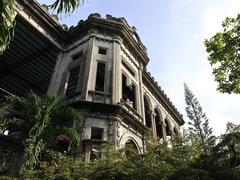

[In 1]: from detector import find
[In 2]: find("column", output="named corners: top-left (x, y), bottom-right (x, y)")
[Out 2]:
top-left (161, 121), bottom-right (167, 141)
top-left (112, 36), bottom-right (122, 104)
top-left (47, 51), bottom-right (70, 96)
top-left (151, 112), bottom-right (157, 138)
top-left (138, 63), bottom-right (145, 123)
top-left (84, 144), bottom-right (91, 162)
top-left (81, 33), bottom-right (96, 100)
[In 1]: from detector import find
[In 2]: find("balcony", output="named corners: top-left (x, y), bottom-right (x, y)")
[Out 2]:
top-left (88, 90), bottom-right (112, 104)
top-left (120, 99), bottom-right (144, 122)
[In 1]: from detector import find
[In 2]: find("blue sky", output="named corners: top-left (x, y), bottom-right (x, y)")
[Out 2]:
top-left (38, 0), bottom-right (240, 135)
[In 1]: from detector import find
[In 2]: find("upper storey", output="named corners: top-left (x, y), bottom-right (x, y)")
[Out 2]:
top-left (69, 13), bottom-right (149, 67)
top-left (8, 0), bottom-right (184, 128)
top-left (16, 0), bottom-right (149, 67)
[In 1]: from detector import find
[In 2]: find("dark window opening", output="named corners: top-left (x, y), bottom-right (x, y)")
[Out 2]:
top-left (66, 66), bottom-right (80, 98)
top-left (144, 96), bottom-right (152, 128)
top-left (122, 60), bottom-right (135, 77)
top-left (95, 62), bottom-right (106, 92)
top-left (91, 127), bottom-right (103, 140)
top-left (165, 120), bottom-right (172, 136)
top-left (56, 134), bottom-right (70, 153)
top-left (78, 61), bottom-right (86, 93)
top-left (125, 139), bottom-right (139, 155)
top-left (98, 47), bottom-right (107, 55)
top-left (72, 51), bottom-right (83, 61)
top-left (154, 109), bottom-right (163, 139)
top-left (122, 74), bottom-right (137, 110)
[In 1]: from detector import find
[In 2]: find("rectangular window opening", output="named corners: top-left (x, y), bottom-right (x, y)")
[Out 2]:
top-left (122, 74), bottom-right (137, 110)
top-left (95, 62), bottom-right (106, 92)
top-left (91, 127), bottom-right (104, 140)
top-left (66, 66), bottom-right (80, 98)
top-left (98, 47), bottom-right (107, 55)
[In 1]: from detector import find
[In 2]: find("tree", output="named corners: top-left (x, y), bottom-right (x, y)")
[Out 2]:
top-left (0, 0), bottom-right (84, 55)
top-left (184, 83), bottom-right (216, 155)
top-left (212, 123), bottom-right (240, 169)
top-left (205, 14), bottom-right (240, 94)
top-left (0, 93), bottom-right (81, 175)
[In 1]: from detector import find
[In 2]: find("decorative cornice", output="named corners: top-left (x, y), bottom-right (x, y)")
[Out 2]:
top-left (142, 71), bottom-right (184, 125)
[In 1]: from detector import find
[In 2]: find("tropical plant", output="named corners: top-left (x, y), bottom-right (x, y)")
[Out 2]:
top-left (205, 14), bottom-right (240, 94)
top-left (22, 151), bottom-right (88, 179)
top-left (184, 83), bottom-right (216, 155)
top-left (0, 93), bottom-right (81, 174)
top-left (49, 0), bottom-right (84, 14)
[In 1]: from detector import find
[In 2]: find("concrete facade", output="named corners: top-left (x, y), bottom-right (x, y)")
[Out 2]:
top-left (0, 1), bottom-right (184, 162)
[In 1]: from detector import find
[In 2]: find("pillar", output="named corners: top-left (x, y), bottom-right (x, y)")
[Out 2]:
top-left (151, 111), bottom-right (157, 138)
top-left (112, 36), bottom-right (122, 104)
top-left (138, 62), bottom-right (145, 123)
top-left (161, 121), bottom-right (167, 141)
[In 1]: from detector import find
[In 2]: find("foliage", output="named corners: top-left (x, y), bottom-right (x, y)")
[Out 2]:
top-left (210, 123), bottom-right (240, 170)
top-left (1, 94), bottom-right (239, 179)
top-left (49, 0), bottom-right (84, 14)
top-left (205, 14), bottom-right (240, 94)
top-left (0, 93), bottom-right (81, 174)
top-left (0, 0), bottom-right (17, 55)
top-left (22, 150), bottom-right (88, 179)
top-left (1, 123), bottom-right (239, 179)
top-left (184, 83), bottom-right (216, 155)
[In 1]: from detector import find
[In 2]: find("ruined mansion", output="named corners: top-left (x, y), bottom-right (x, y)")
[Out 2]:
top-left (0, 0), bottom-right (184, 161)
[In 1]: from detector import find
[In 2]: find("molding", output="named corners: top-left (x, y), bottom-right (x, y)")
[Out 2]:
top-left (142, 71), bottom-right (184, 125)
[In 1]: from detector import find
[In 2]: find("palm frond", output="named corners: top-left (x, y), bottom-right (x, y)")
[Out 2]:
top-left (49, 0), bottom-right (84, 14)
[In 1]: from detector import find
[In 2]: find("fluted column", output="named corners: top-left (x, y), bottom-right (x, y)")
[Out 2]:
top-left (112, 36), bottom-right (122, 104)
top-left (138, 63), bottom-right (145, 122)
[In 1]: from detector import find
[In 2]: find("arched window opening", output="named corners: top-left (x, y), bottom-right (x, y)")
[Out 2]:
top-left (125, 139), bottom-right (139, 154)
top-left (144, 96), bottom-right (152, 128)
top-left (165, 119), bottom-right (172, 136)
top-left (154, 108), bottom-right (163, 139)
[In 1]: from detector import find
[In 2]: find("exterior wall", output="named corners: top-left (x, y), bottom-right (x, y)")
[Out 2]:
top-left (45, 15), bottom-right (183, 161)
top-left (120, 43), bottom-right (141, 113)
top-left (48, 36), bottom-right (93, 98)
top-left (82, 117), bottom-right (109, 141)
top-left (86, 36), bottom-right (113, 103)
top-left (48, 29), bottom-right (181, 160)
top-left (142, 85), bottom-right (180, 138)
top-left (2, 1), bottom-right (184, 167)
top-left (117, 121), bottom-right (144, 153)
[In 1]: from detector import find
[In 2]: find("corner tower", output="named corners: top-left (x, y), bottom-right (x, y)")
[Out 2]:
top-left (47, 13), bottom-right (184, 161)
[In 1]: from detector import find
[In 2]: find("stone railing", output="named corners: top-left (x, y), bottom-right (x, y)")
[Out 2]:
top-left (88, 91), bottom-right (112, 104)
top-left (120, 99), bottom-right (144, 122)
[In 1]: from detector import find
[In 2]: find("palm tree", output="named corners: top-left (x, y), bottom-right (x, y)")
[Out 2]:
top-left (0, 0), bottom-right (84, 55)
top-left (0, 93), bottom-right (81, 174)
